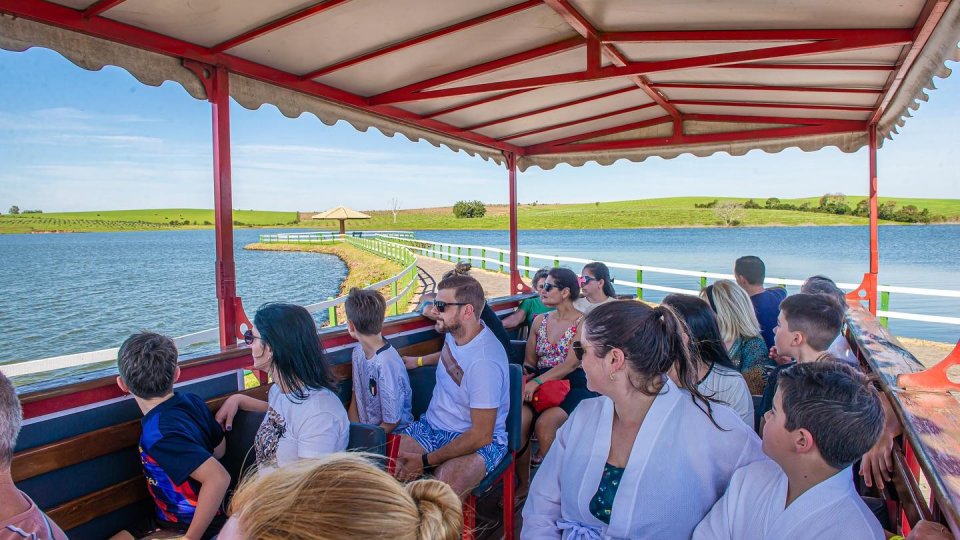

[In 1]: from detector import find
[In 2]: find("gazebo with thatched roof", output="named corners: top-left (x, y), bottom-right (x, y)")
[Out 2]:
top-left (312, 206), bottom-right (371, 235)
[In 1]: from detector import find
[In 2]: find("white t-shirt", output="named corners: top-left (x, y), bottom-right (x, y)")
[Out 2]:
top-left (573, 296), bottom-right (616, 315)
top-left (425, 323), bottom-right (510, 447)
top-left (698, 363), bottom-right (755, 428)
top-left (255, 385), bottom-right (349, 471)
top-left (351, 342), bottom-right (413, 429)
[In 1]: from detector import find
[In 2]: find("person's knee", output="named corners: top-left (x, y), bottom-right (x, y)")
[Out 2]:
top-left (397, 434), bottom-right (425, 454)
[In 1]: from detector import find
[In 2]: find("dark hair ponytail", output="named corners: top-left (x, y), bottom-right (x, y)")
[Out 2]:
top-left (584, 301), bottom-right (722, 428)
top-left (583, 262), bottom-right (616, 298)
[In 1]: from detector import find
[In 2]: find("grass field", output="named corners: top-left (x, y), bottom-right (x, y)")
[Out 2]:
top-left (2, 197), bottom-right (958, 233)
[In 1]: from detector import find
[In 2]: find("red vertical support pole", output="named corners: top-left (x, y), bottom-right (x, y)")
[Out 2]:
top-left (507, 153), bottom-right (523, 294)
top-left (212, 65), bottom-right (239, 347)
top-left (867, 126), bottom-right (879, 314)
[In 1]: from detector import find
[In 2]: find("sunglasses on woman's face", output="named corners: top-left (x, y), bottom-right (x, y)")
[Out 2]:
top-left (541, 283), bottom-right (564, 293)
top-left (572, 340), bottom-right (584, 361)
top-left (243, 329), bottom-right (262, 345)
top-left (434, 300), bottom-right (469, 313)
top-left (578, 275), bottom-right (596, 286)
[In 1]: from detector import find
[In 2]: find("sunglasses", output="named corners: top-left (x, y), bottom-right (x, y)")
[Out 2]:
top-left (578, 275), bottom-right (596, 286)
top-left (541, 283), bottom-right (565, 292)
top-left (572, 340), bottom-right (584, 361)
top-left (434, 300), bottom-right (469, 313)
top-left (243, 329), bottom-right (263, 345)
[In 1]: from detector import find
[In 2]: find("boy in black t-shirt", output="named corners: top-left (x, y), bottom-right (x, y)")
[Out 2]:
top-left (115, 332), bottom-right (229, 540)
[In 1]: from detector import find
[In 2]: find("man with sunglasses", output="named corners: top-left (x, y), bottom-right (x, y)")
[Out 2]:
top-left (394, 275), bottom-right (510, 501)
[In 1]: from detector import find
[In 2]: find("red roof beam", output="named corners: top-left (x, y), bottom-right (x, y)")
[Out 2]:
top-left (368, 37), bottom-right (585, 105)
top-left (529, 122), bottom-right (868, 155)
top-left (653, 83), bottom-right (882, 94)
top-left (672, 100), bottom-right (873, 112)
top-left (210, 0), bottom-right (351, 54)
top-left (371, 31), bottom-right (912, 104)
top-left (684, 113), bottom-right (868, 128)
top-left (0, 0), bottom-right (526, 156)
top-left (82, 0), bottom-right (127, 18)
top-left (497, 102), bottom-right (659, 141)
top-left (870, 0), bottom-right (949, 125)
top-left (421, 89), bottom-right (537, 120)
top-left (714, 63), bottom-right (894, 71)
top-left (526, 115), bottom-right (675, 150)
top-left (601, 28), bottom-right (914, 42)
top-left (462, 86), bottom-right (640, 131)
top-left (299, 0), bottom-right (541, 80)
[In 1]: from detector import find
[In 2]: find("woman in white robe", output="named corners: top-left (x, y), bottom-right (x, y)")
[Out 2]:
top-left (522, 302), bottom-right (765, 540)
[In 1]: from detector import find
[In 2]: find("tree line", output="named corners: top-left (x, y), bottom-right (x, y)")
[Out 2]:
top-left (694, 194), bottom-right (947, 224)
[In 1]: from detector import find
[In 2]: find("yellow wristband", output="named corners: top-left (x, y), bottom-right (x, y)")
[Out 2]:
top-left (417, 356), bottom-right (423, 368)
top-left (889, 536), bottom-right (905, 540)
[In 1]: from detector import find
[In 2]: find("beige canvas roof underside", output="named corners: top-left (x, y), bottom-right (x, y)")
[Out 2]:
top-left (1, 0), bottom-right (959, 172)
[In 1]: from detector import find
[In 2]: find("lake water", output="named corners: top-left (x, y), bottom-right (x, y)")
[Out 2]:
top-left (1, 225), bottom-right (957, 388)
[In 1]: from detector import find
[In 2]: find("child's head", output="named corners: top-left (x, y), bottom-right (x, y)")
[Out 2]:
top-left (117, 331), bottom-right (179, 399)
top-left (774, 293), bottom-right (844, 358)
top-left (763, 361), bottom-right (883, 471)
top-left (345, 288), bottom-right (386, 337)
top-left (223, 453), bottom-right (462, 540)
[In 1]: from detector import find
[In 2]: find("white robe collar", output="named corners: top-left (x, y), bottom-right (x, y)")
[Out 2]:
top-left (768, 466), bottom-right (857, 537)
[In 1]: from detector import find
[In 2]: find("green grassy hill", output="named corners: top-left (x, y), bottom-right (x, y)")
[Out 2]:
top-left (2, 197), bottom-right (957, 233)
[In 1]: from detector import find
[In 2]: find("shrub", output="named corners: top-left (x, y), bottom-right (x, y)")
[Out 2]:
top-left (453, 200), bottom-right (486, 218)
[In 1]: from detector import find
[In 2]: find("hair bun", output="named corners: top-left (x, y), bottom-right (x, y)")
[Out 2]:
top-left (405, 479), bottom-right (463, 540)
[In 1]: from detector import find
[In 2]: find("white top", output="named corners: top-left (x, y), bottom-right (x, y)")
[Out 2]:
top-left (522, 380), bottom-right (765, 539)
top-left (425, 323), bottom-right (510, 447)
top-left (694, 460), bottom-right (884, 540)
top-left (255, 385), bottom-right (349, 471)
top-left (351, 342), bottom-right (413, 429)
top-left (827, 334), bottom-right (859, 367)
top-left (573, 296), bottom-right (617, 315)
top-left (698, 364), bottom-right (755, 428)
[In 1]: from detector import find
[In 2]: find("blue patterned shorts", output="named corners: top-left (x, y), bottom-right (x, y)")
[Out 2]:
top-left (398, 418), bottom-right (507, 474)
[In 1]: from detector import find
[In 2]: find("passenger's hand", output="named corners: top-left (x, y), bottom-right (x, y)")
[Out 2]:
top-left (215, 395), bottom-right (242, 432)
top-left (523, 379), bottom-right (541, 402)
top-left (907, 520), bottom-right (953, 539)
top-left (403, 356), bottom-right (419, 370)
top-left (396, 452), bottom-right (424, 481)
top-left (860, 430), bottom-right (895, 489)
top-left (769, 346), bottom-right (792, 365)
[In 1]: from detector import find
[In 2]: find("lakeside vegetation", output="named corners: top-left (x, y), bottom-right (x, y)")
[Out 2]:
top-left (2, 197), bottom-right (958, 233)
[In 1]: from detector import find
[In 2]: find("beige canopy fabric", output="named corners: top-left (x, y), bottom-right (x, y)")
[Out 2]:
top-left (2, 0), bottom-right (959, 173)
top-left (312, 206), bottom-right (371, 234)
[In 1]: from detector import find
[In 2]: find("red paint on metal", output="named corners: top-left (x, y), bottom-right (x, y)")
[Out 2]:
top-left (421, 89), bottom-right (536, 120)
top-left (299, 0), bottom-right (540, 80)
top-left (671, 99), bottom-right (873, 112)
top-left (367, 37), bottom-right (585, 105)
top-left (498, 102), bottom-right (659, 142)
top-left (529, 122), bottom-right (866, 154)
top-left (713, 63), bottom-right (895, 71)
top-left (524, 115), bottom-right (673, 152)
top-left (601, 28), bottom-right (912, 42)
top-left (82, 0), bottom-right (127, 18)
top-left (462, 86), bottom-right (639, 131)
top-left (507, 153), bottom-right (525, 294)
top-left (210, 65), bottom-right (239, 348)
top-left (373, 31), bottom-right (911, 103)
top-left (210, 0), bottom-right (351, 53)
top-left (870, 0), bottom-right (948, 125)
top-left (897, 340), bottom-right (960, 392)
top-left (869, 126), bottom-right (879, 282)
top-left (845, 272), bottom-right (879, 314)
top-left (0, 0), bottom-right (524, 155)
top-left (653, 82), bottom-right (882, 94)
top-left (685, 113), bottom-right (866, 127)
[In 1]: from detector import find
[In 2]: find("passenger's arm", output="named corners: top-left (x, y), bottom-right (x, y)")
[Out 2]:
top-left (521, 411), bottom-right (570, 539)
top-left (212, 438), bottom-right (226, 460)
top-left (524, 315), bottom-right (543, 370)
top-left (403, 351), bottom-right (440, 370)
top-left (502, 308), bottom-right (528, 330)
top-left (380, 421), bottom-right (399, 434)
top-left (183, 457), bottom-right (230, 540)
top-left (348, 392), bottom-right (359, 423)
top-left (215, 394), bottom-right (269, 431)
top-left (861, 392), bottom-right (902, 489)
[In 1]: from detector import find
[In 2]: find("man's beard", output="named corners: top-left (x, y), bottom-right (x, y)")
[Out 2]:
top-left (435, 317), bottom-right (462, 336)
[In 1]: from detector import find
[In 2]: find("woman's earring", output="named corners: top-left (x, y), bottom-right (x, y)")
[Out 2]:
top-left (609, 373), bottom-right (616, 381)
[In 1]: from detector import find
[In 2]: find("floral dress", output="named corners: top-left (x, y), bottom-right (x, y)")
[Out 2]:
top-left (535, 312), bottom-right (580, 370)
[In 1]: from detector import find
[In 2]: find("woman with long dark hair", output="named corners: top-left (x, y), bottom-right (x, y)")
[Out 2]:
top-left (574, 262), bottom-right (617, 315)
top-left (522, 301), bottom-right (763, 538)
top-left (662, 294), bottom-right (754, 427)
top-left (216, 303), bottom-right (348, 471)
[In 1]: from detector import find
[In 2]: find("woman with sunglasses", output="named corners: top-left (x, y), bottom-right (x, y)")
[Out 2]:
top-left (514, 268), bottom-right (592, 502)
top-left (215, 303), bottom-right (348, 472)
top-left (574, 262), bottom-right (617, 315)
top-left (522, 301), bottom-right (764, 539)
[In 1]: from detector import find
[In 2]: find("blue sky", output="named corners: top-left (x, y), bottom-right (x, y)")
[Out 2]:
top-left (0, 47), bottom-right (958, 212)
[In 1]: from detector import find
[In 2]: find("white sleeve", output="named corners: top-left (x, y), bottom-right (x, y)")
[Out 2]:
top-left (521, 412), bottom-right (570, 539)
top-left (730, 376), bottom-right (755, 428)
top-left (466, 359), bottom-right (505, 410)
top-left (692, 486), bottom-right (735, 540)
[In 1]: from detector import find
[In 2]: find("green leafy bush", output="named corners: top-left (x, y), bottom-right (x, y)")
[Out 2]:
top-left (453, 200), bottom-right (486, 219)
